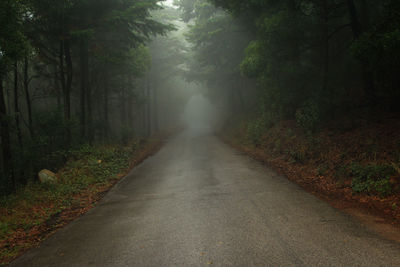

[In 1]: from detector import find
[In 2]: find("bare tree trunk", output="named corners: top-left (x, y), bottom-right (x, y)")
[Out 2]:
top-left (236, 84), bottom-right (244, 111)
top-left (59, 41), bottom-right (67, 116)
top-left (79, 39), bottom-right (88, 140)
top-left (0, 73), bottom-right (15, 191)
top-left (120, 86), bottom-right (127, 127)
top-left (142, 88), bottom-right (146, 137)
top-left (360, 0), bottom-right (370, 29)
top-left (64, 39), bottom-right (72, 122)
top-left (103, 71), bottom-right (109, 140)
top-left (54, 64), bottom-right (61, 110)
top-left (322, 0), bottom-right (330, 92)
top-left (153, 84), bottom-right (158, 133)
top-left (87, 70), bottom-right (93, 143)
top-left (14, 62), bottom-right (22, 148)
top-left (63, 39), bottom-right (73, 145)
top-left (24, 57), bottom-right (34, 138)
top-left (346, 0), bottom-right (375, 104)
top-left (127, 77), bottom-right (134, 129)
top-left (146, 77), bottom-right (151, 137)
top-left (230, 86), bottom-right (237, 114)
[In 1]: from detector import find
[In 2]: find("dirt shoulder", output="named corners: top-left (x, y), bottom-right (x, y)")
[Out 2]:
top-left (220, 116), bottom-right (400, 241)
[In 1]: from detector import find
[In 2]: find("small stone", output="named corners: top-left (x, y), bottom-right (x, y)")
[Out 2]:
top-left (38, 169), bottom-right (58, 184)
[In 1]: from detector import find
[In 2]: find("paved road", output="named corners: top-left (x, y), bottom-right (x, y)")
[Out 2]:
top-left (11, 130), bottom-right (400, 266)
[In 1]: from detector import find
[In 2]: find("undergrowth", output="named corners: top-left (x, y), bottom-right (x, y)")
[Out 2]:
top-left (223, 113), bottom-right (400, 199)
top-left (0, 137), bottom-right (157, 265)
top-left (350, 163), bottom-right (396, 197)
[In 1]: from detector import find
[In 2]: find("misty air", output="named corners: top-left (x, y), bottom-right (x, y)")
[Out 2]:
top-left (1, 0), bottom-right (400, 265)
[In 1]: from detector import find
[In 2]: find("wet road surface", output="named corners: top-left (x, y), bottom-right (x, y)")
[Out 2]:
top-left (11, 130), bottom-right (400, 266)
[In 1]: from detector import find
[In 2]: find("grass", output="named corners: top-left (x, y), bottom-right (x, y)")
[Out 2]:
top-left (0, 137), bottom-right (162, 265)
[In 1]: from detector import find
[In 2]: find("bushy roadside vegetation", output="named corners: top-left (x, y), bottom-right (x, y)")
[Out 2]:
top-left (0, 137), bottom-right (162, 265)
top-left (222, 112), bottom-right (400, 221)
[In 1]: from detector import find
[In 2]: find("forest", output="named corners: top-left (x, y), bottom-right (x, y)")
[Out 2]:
top-left (176, 0), bottom-right (400, 201)
top-left (0, 0), bottom-right (179, 195)
top-left (1, 0), bottom-right (400, 264)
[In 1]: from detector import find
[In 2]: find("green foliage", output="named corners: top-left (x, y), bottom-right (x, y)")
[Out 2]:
top-left (0, 0), bottom-right (28, 71)
top-left (210, 0), bottom-right (400, 119)
top-left (177, 0), bottom-right (251, 109)
top-left (350, 164), bottom-right (396, 197)
top-left (0, 137), bottom-right (158, 264)
top-left (240, 41), bottom-right (265, 78)
top-left (295, 100), bottom-right (320, 134)
top-left (246, 117), bottom-right (266, 147)
top-left (0, 0), bottom-right (175, 195)
top-left (246, 110), bottom-right (276, 146)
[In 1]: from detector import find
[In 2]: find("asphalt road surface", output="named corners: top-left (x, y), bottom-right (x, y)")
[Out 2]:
top-left (11, 129), bottom-right (400, 266)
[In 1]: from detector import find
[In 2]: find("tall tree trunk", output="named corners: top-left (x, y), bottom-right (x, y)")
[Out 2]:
top-left (64, 39), bottom-right (72, 121)
top-left (127, 77), bottom-right (134, 129)
top-left (347, 0), bottom-right (361, 37)
top-left (13, 65), bottom-right (21, 151)
top-left (230, 86), bottom-right (237, 114)
top-left (346, 0), bottom-right (375, 104)
top-left (322, 0), bottom-right (330, 92)
top-left (153, 84), bottom-right (158, 133)
top-left (360, 0), bottom-right (370, 29)
top-left (79, 39), bottom-right (88, 140)
top-left (63, 39), bottom-right (73, 145)
top-left (146, 77), bottom-right (151, 137)
top-left (87, 69), bottom-right (93, 143)
top-left (59, 41), bottom-right (67, 115)
top-left (14, 62), bottom-right (22, 148)
top-left (120, 85), bottom-right (126, 127)
top-left (142, 86), bottom-right (146, 137)
top-left (236, 83), bottom-right (244, 111)
top-left (59, 40), bottom-right (70, 146)
top-left (103, 71), bottom-right (109, 140)
top-left (24, 57), bottom-right (34, 138)
top-left (287, 1), bottom-right (300, 62)
top-left (53, 64), bottom-right (61, 110)
top-left (127, 94), bottom-right (134, 129)
top-left (0, 73), bottom-right (15, 191)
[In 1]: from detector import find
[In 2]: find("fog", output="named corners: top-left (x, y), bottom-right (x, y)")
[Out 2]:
top-left (182, 94), bottom-right (220, 134)
top-left (3, 0), bottom-right (396, 197)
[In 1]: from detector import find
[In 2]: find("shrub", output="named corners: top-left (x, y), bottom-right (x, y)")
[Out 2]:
top-left (350, 163), bottom-right (396, 197)
top-left (286, 149), bottom-right (306, 163)
top-left (246, 117), bottom-right (266, 146)
top-left (246, 111), bottom-right (276, 146)
top-left (295, 100), bottom-right (320, 134)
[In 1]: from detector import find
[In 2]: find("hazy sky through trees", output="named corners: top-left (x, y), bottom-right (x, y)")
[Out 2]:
top-left (162, 0), bottom-right (175, 8)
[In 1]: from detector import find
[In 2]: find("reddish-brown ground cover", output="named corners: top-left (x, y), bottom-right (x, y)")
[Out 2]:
top-left (221, 114), bottom-right (400, 238)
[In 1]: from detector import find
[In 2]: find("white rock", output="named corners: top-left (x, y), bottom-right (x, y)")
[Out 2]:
top-left (38, 169), bottom-right (58, 184)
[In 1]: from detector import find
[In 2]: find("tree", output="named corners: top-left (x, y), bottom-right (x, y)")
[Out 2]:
top-left (0, 0), bottom-right (174, 193)
top-left (176, 0), bottom-right (252, 112)
top-left (0, 0), bottom-right (28, 192)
